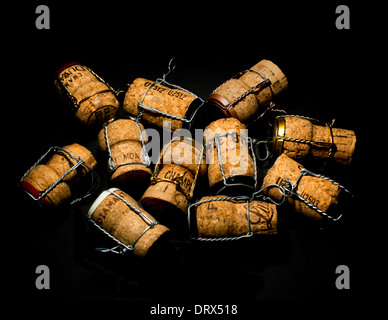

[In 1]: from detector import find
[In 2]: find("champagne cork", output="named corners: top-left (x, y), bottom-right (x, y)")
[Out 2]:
top-left (88, 188), bottom-right (169, 257)
top-left (55, 63), bottom-right (119, 126)
top-left (193, 196), bottom-right (277, 238)
top-left (204, 118), bottom-right (255, 191)
top-left (239, 59), bottom-right (288, 99)
top-left (123, 78), bottom-right (199, 131)
top-left (272, 115), bottom-right (357, 164)
top-left (20, 143), bottom-right (97, 207)
top-left (98, 119), bottom-right (151, 185)
top-left (208, 59), bottom-right (287, 123)
top-left (261, 154), bottom-right (343, 220)
top-left (141, 137), bottom-right (207, 215)
top-left (208, 79), bottom-right (258, 121)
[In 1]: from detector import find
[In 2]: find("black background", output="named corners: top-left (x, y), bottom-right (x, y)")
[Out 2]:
top-left (5, 0), bottom-right (382, 315)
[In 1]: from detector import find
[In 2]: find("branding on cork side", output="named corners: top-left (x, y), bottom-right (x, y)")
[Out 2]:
top-left (163, 169), bottom-right (193, 191)
top-left (144, 81), bottom-right (189, 101)
top-left (275, 174), bottom-right (320, 208)
top-left (58, 64), bottom-right (87, 88)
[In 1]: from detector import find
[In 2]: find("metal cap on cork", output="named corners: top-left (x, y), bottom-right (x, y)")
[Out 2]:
top-left (272, 116), bottom-right (286, 155)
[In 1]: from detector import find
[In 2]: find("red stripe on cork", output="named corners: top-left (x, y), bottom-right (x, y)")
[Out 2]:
top-left (19, 181), bottom-right (50, 206)
top-left (56, 62), bottom-right (82, 75)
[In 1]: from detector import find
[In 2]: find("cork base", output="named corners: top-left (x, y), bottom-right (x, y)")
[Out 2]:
top-left (210, 78), bottom-right (258, 122)
top-left (141, 181), bottom-right (189, 215)
top-left (140, 194), bottom-right (188, 233)
top-left (108, 140), bottom-right (151, 185)
top-left (111, 165), bottom-right (152, 185)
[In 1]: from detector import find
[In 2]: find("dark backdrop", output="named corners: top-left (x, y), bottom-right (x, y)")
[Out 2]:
top-left (6, 0), bottom-right (379, 314)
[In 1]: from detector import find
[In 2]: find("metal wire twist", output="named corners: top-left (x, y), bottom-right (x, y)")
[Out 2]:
top-left (136, 57), bottom-right (205, 127)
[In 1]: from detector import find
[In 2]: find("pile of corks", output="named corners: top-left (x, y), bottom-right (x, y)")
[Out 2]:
top-left (19, 59), bottom-right (357, 257)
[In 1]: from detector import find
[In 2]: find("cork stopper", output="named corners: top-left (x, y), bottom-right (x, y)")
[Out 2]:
top-left (204, 118), bottom-right (256, 191)
top-left (261, 154), bottom-right (343, 220)
top-left (97, 119), bottom-right (151, 185)
top-left (88, 188), bottom-right (169, 257)
top-left (273, 115), bottom-right (357, 164)
top-left (55, 63), bottom-right (119, 126)
top-left (20, 165), bottom-right (71, 207)
top-left (20, 143), bottom-right (97, 207)
top-left (123, 78), bottom-right (198, 131)
top-left (208, 59), bottom-right (287, 123)
top-left (208, 79), bottom-right (258, 121)
top-left (192, 196), bottom-right (277, 238)
top-left (141, 166), bottom-right (194, 215)
top-left (141, 137), bottom-right (207, 215)
top-left (46, 143), bottom-right (97, 181)
top-left (239, 59), bottom-right (288, 97)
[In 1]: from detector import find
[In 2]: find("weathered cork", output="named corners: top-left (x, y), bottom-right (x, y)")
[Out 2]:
top-left (274, 115), bottom-right (356, 164)
top-left (194, 196), bottom-right (277, 238)
top-left (55, 63), bottom-right (119, 126)
top-left (20, 143), bottom-right (97, 207)
top-left (98, 119), bottom-right (151, 185)
top-left (141, 138), bottom-right (207, 215)
top-left (240, 59), bottom-right (288, 98)
top-left (208, 59), bottom-right (287, 123)
top-left (261, 154), bottom-right (342, 220)
top-left (20, 165), bottom-right (71, 207)
top-left (88, 188), bottom-right (169, 257)
top-left (204, 118), bottom-right (255, 188)
top-left (141, 166), bottom-right (195, 214)
top-left (123, 78), bottom-right (198, 131)
top-left (209, 79), bottom-right (258, 121)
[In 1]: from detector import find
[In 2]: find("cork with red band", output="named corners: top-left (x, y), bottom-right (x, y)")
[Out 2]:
top-left (20, 143), bottom-right (97, 207)
top-left (55, 63), bottom-right (119, 126)
top-left (207, 59), bottom-right (287, 123)
top-left (206, 92), bottom-right (240, 120)
top-left (56, 61), bottom-right (82, 75)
